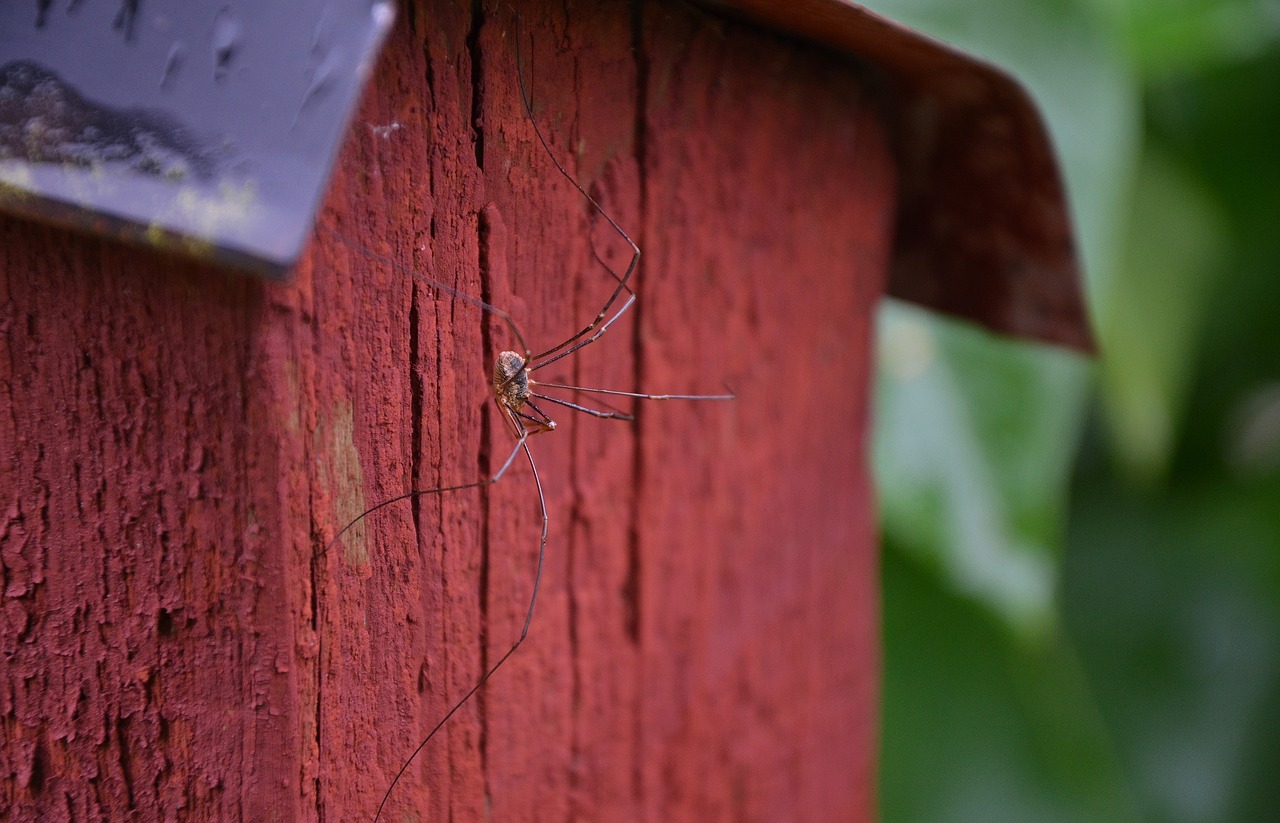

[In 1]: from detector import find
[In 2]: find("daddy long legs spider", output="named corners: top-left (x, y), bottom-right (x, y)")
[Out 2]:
top-left (316, 17), bottom-right (733, 822)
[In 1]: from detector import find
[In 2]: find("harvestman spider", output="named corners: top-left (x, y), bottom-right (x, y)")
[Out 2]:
top-left (318, 23), bottom-right (733, 823)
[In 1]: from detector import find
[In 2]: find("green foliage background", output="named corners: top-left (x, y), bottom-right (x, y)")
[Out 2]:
top-left (870, 1), bottom-right (1280, 820)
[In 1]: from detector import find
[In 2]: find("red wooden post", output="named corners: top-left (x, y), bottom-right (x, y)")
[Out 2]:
top-left (2, 1), bottom-right (894, 820)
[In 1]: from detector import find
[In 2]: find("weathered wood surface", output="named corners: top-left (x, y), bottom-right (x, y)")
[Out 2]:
top-left (1, 1), bottom-right (888, 820)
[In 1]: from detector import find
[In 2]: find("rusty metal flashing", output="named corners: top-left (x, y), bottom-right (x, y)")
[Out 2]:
top-left (701, 0), bottom-right (1095, 352)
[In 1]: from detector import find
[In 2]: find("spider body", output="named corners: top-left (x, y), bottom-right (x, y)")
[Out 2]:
top-left (493, 350), bottom-right (556, 435)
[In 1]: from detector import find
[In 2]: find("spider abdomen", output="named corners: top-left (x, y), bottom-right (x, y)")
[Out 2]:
top-left (493, 350), bottom-right (531, 412)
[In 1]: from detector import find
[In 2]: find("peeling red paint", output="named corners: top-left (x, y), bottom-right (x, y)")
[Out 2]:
top-left (2, 1), bottom-right (883, 821)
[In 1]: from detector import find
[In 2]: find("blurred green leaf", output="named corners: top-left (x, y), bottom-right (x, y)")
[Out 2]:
top-left (876, 303), bottom-right (1090, 633)
top-left (1063, 475), bottom-right (1280, 822)
top-left (1085, 0), bottom-right (1280, 77)
top-left (882, 544), bottom-right (1141, 823)
top-left (1097, 150), bottom-right (1228, 482)
top-left (870, 3), bottom-right (1280, 823)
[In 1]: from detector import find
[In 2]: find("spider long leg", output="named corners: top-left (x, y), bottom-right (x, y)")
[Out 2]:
top-left (533, 391), bottom-right (635, 421)
top-left (533, 380), bottom-right (737, 402)
top-left (589, 237), bottom-right (627, 286)
top-left (318, 430), bottom-right (530, 561)
top-left (520, 398), bottom-right (560, 428)
top-left (512, 404), bottom-right (557, 434)
top-left (373, 435), bottom-right (548, 823)
top-left (514, 19), bottom-right (640, 365)
top-left (528, 292), bottom-right (637, 373)
top-left (316, 223), bottom-right (535, 377)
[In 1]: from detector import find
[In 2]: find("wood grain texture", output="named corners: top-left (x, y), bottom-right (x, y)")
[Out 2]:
top-left (638, 5), bottom-right (887, 818)
top-left (0, 216), bottom-right (306, 819)
top-left (1, 1), bottom-right (887, 820)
